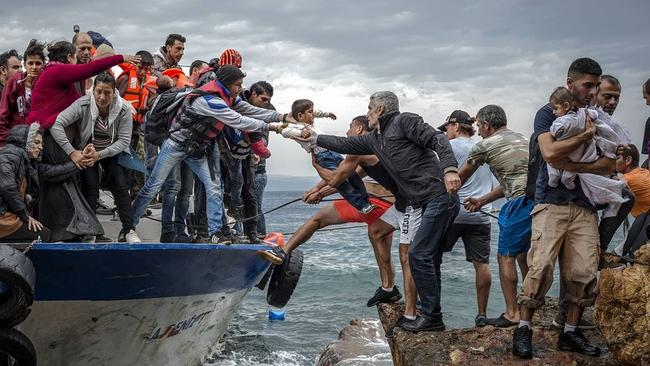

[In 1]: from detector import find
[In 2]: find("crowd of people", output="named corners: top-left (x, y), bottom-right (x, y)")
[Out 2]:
top-left (1, 29), bottom-right (650, 359)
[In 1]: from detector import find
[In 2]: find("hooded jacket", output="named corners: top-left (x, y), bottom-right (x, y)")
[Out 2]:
top-left (0, 72), bottom-right (30, 146)
top-left (50, 91), bottom-right (133, 159)
top-left (317, 111), bottom-right (458, 207)
top-left (0, 124), bottom-right (77, 222)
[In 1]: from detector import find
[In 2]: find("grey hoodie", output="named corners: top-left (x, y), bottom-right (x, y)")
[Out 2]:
top-left (51, 91), bottom-right (132, 159)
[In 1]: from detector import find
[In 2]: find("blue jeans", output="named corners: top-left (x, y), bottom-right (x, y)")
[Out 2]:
top-left (254, 171), bottom-right (268, 235)
top-left (133, 139), bottom-right (224, 236)
top-left (408, 194), bottom-right (459, 316)
top-left (316, 150), bottom-right (369, 211)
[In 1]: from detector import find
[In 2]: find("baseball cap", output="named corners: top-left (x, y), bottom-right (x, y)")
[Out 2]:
top-left (437, 110), bottom-right (473, 132)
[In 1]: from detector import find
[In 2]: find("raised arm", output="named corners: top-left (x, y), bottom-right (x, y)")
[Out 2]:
top-left (317, 134), bottom-right (375, 155)
top-left (232, 99), bottom-right (283, 122)
top-left (53, 55), bottom-right (124, 85)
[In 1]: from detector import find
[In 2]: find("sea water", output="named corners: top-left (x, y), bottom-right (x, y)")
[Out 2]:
top-left (208, 191), bottom-right (622, 366)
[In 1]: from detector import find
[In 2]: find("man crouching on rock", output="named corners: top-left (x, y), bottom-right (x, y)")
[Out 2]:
top-left (300, 91), bottom-right (461, 332)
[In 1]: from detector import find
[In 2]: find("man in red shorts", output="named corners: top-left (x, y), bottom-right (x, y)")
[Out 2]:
top-left (260, 116), bottom-right (407, 307)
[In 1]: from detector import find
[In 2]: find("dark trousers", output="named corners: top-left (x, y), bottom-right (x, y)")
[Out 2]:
top-left (558, 187), bottom-right (634, 314)
top-left (316, 150), bottom-right (370, 211)
top-left (80, 156), bottom-right (134, 231)
top-left (174, 162), bottom-right (194, 237)
top-left (254, 170), bottom-right (268, 236)
top-left (408, 194), bottom-right (460, 316)
top-left (1, 222), bottom-right (52, 242)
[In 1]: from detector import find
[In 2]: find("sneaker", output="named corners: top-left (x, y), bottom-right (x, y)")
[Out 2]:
top-left (475, 314), bottom-right (489, 327)
top-left (367, 286), bottom-right (402, 307)
top-left (512, 325), bottom-right (533, 359)
top-left (358, 202), bottom-right (377, 215)
top-left (258, 246), bottom-right (287, 265)
top-left (174, 234), bottom-right (193, 243)
top-left (558, 330), bottom-right (601, 357)
top-left (208, 232), bottom-right (226, 244)
top-left (160, 232), bottom-right (176, 243)
top-left (401, 313), bottom-right (445, 333)
top-left (552, 313), bottom-right (597, 331)
top-left (385, 316), bottom-right (414, 337)
top-left (125, 230), bottom-right (141, 243)
top-left (97, 197), bottom-right (110, 210)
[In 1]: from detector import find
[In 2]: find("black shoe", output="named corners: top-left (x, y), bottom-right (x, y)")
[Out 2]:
top-left (558, 330), bottom-right (601, 357)
top-left (475, 314), bottom-right (489, 327)
top-left (174, 234), bottom-right (193, 243)
top-left (486, 313), bottom-right (519, 328)
top-left (160, 232), bottom-right (176, 243)
top-left (96, 235), bottom-right (113, 243)
top-left (367, 286), bottom-right (402, 307)
top-left (385, 316), bottom-right (414, 337)
top-left (97, 206), bottom-right (117, 215)
top-left (117, 230), bottom-right (127, 242)
top-left (247, 234), bottom-right (261, 244)
top-left (512, 325), bottom-right (533, 359)
top-left (401, 313), bottom-right (445, 333)
top-left (258, 246), bottom-right (286, 265)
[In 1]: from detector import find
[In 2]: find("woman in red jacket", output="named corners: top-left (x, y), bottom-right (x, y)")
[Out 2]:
top-left (27, 41), bottom-right (139, 242)
top-left (0, 40), bottom-right (46, 146)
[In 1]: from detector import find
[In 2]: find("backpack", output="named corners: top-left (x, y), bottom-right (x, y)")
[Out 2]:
top-left (144, 87), bottom-right (192, 146)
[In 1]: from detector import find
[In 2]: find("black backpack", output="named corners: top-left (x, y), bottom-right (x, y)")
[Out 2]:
top-left (144, 87), bottom-right (193, 146)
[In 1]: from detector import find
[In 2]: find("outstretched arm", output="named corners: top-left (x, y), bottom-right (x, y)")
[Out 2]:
top-left (312, 154), bottom-right (362, 188)
top-left (317, 134), bottom-right (375, 155)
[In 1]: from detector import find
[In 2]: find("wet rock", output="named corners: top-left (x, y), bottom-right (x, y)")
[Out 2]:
top-left (378, 298), bottom-right (616, 366)
top-left (595, 243), bottom-right (650, 366)
top-left (317, 319), bottom-right (391, 366)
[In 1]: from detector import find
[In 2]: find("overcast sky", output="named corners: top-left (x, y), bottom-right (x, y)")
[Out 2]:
top-left (2, 1), bottom-right (649, 176)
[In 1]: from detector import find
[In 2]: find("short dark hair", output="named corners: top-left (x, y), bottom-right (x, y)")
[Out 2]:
top-left (291, 99), bottom-right (313, 120)
top-left (567, 57), bottom-right (602, 80)
top-left (644, 78), bottom-right (650, 95)
top-left (352, 115), bottom-right (372, 132)
top-left (0, 49), bottom-right (20, 67)
top-left (620, 144), bottom-right (640, 168)
top-left (476, 105), bottom-right (507, 129)
top-left (46, 41), bottom-right (76, 63)
top-left (93, 71), bottom-right (116, 89)
top-left (250, 81), bottom-right (274, 97)
top-left (599, 74), bottom-right (621, 92)
top-left (136, 50), bottom-right (154, 66)
top-left (549, 86), bottom-right (573, 105)
top-left (458, 123), bottom-right (476, 137)
top-left (189, 59), bottom-right (207, 75)
top-left (165, 34), bottom-right (186, 47)
top-left (23, 39), bottom-right (46, 62)
top-left (215, 65), bottom-right (245, 88)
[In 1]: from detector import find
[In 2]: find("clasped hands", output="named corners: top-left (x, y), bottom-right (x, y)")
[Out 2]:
top-left (69, 144), bottom-right (100, 169)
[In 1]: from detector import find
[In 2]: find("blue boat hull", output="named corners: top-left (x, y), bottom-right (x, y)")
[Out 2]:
top-left (15, 243), bottom-right (272, 366)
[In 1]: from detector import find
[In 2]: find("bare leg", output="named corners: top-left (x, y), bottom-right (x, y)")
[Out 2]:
top-left (498, 254), bottom-right (520, 322)
top-left (283, 204), bottom-right (345, 254)
top-left (473, 261), bottom-right (492, 316)
top-left (399, 243), bottom-right (417, 317)
top-left (516, 251), bottom-right (529, 279)
top-left (368, 219), bottom-right (397, 288)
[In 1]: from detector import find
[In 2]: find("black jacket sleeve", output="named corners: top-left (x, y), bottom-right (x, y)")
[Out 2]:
top-left (317, 134), bottom-right (375, 155)
top-left (0, 158), bottom-right (29, 222)
top-left (38, 161), bottom-right (79, 183)
top-left (399, 114), bottom-right (458, 173)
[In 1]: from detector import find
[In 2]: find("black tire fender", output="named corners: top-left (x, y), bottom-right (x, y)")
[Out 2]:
top-left (0, 328), bottom-right (36, 366)
top-left (266, 249), bottom-right (303, 308)
top-left (0, 245), bottom-right (35, 328)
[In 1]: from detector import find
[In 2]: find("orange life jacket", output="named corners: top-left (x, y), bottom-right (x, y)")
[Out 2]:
top-left (121, 67), bottom-right (153, 124)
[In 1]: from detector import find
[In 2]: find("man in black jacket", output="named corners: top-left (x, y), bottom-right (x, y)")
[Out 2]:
top-left (302, 91), bottom-right (462, 332)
